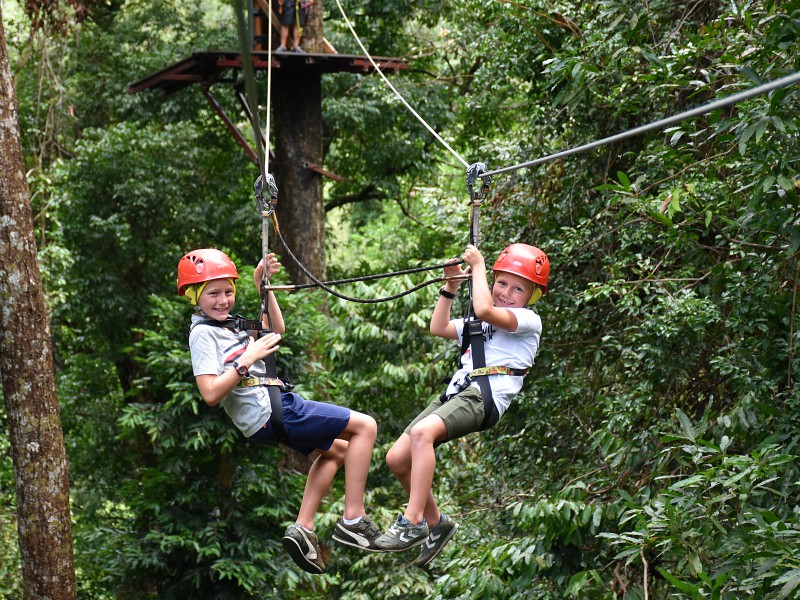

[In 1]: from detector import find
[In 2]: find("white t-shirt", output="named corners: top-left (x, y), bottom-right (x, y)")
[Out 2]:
top-left (448, 307), bottom-right (541, 418)
top-left (188, 314), bottom-right (272, 437)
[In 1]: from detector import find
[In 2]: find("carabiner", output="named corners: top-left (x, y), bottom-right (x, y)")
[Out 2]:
top-left (466, 162), bottom-right (492, 204)
top-left (254, 173), bottom-right (278, 215)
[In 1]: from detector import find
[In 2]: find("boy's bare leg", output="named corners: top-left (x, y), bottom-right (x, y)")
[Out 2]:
top-left (336, 411), bottom-right (377, 520)
top-left (296, 440), bottom-right (347, 529)
top-left (386, 432), bottom-right (441, 525)
top-left (279, 25), bottom-right (289, 48)
top-left (404, 414), bottom-right (448, 525)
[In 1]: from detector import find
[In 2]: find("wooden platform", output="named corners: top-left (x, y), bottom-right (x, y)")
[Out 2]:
top-left (127, 50), bottom-right (408, 96)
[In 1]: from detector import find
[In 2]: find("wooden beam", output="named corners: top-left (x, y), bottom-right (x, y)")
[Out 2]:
top-left (304, 161), bottom-right (345, 182)
top-left (200, 84), bottom-right (260, 164)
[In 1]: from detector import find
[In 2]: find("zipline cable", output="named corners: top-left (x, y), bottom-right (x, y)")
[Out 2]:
top-left (261, 2), bottom-right (275, 314)
top-left (331, 0), bottom-right (470, 169)
top-left (267, 263), bottom-right (469, 291)
top-left (482, 70), bottom-right (800, 178)
top-left (264, 0), bottom-right (273, 176)
top-left (267, 211), bottom-right (467, 302)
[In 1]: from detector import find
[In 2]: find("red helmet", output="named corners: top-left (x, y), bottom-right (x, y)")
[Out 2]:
top-left (177, 248), bottom-right (239, 296)
top-left (493, 243), bottom-right (550, 294)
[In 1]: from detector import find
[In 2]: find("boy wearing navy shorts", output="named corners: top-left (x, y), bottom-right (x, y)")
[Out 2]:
top-left (178, 248), bottom-right (382, 574)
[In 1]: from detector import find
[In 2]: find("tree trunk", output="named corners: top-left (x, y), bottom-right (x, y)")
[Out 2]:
top-left (302, 0), bottom-right (324, 53)
top-left (0, 11), bottom-right (76, 600)
top-left (271, 70), bottom-right (326, 283)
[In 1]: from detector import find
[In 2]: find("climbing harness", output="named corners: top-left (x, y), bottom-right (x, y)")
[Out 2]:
top-left (469, 366), bottom-right (529, 378)
top-left (192, 313), bottom-right (290, 442)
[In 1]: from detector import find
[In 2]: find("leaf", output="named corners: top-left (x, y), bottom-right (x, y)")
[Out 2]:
top-left (670, 474), bottom-right (705, 489)
top-left (778, 570), bottom-right (800, 597)
top-left (739, 66), bottom-right (763, 86)
top-left (777, 175), bottom-right (794, 192)
top-left (676, 408), bottom-right (696, 442)
top-left (566, 570), bottom-right (590, 595)
top-left (754, 117), bottom-right (770, 142)
top-left (657, 567), bottom-right (701, 594)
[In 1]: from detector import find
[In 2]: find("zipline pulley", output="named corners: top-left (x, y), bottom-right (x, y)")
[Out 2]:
top-left (466, 162), bottom-right (491, 248)
top-left (255, 173), bottom-right (279, 215)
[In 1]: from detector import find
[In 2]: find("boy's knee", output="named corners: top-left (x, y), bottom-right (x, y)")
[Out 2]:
top-left (385, 445), bottom-right (407, 473)
top-left (362, 414), bottom-right (377, 439)
top-left (408, 422), bottom-right (438, 447)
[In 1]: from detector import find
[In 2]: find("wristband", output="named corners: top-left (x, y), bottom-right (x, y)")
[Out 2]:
top-left (232, 360), bottom-right (249, 377)
top-left (439, 287), bottom-right (457, 300)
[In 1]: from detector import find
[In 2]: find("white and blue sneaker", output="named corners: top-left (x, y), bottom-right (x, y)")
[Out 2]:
top-left (415, 514), bottom-right (459, 566)
top-left (374, 514), bottom-right (430, 552)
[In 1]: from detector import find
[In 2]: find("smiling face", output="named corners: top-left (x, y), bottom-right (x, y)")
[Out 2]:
top-left (197, 278), bottom-right (236, 321)
top-left (492, 271), bottom-right (536, 308)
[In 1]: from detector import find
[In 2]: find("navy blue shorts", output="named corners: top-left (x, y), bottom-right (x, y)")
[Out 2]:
top-left (280, 0), bottom-right (308, 27)
top-left (249, 391), bottom-right (350, 455)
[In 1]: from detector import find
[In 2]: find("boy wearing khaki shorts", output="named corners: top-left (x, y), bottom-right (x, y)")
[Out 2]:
top-left (374, 243), bottom-right (550, 566)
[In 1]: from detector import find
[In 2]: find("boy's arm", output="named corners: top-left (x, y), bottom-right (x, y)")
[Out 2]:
top-left (196, 331), bottom-right (282, 406)
top-left (255, 254), bottom-right (286, 334)
top-left (463, 245), bottom-right (519, 333)
top-left (429, 261), bottom-right (464, 340)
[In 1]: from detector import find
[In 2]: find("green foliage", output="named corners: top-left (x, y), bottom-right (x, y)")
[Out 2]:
top-left (4, 0), bottom-right (799, 596)
top-left (601, 413), bottom-right (800, 598)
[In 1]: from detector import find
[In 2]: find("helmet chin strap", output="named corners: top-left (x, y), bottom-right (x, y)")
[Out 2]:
top-left (528, 286), bottom-right (543, 305)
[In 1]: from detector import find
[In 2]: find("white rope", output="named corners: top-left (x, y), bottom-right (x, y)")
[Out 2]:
top-left (331, 0), bottom-right (470, 169)
top-left (264, 2), bottom-right (273, 175)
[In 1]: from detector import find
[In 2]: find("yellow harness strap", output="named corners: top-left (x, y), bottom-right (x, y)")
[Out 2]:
top-left (468, 366), bottom-right (529, 378)
top-left (237, 376), bottom-right (285, 388)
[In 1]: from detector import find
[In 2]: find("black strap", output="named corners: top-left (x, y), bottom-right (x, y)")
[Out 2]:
top-left (261, 349), bottom-right (288, 443)
top-left (467, 318), bottom-right (496, 431)
top-left (192, 314), bottom-right (269, 333)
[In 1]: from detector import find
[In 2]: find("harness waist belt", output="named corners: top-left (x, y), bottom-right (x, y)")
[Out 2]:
top-left (469, 366), bottom-right (529, 378)
top-left (237, 376), bottom-right (285, 388)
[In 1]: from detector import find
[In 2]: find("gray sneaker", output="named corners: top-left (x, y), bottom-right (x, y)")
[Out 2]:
top-left (282, 523), bottom-right (325, 574)
top-left (415, 514), bottom-right (459, 567)
top-left (374, 514), bottom-right (430, 552)
top-left (332, 515), bottom-right (383, 551)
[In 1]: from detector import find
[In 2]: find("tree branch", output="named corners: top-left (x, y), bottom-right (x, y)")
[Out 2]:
top-left (324, 184), bottom-right (385, 212)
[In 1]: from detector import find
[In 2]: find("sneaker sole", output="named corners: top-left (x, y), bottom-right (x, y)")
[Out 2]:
top-left (415, 523), bottom-right (459, 567)
top-left (282, 535), bottom-right (324, 574)
top-left (331, 530), bottom-right (384, 552)
top-left (376, 534), bottom-right (429, 553)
